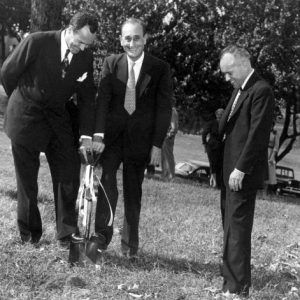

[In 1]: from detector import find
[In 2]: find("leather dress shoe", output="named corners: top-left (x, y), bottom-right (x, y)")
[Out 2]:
top-left (21, 233), bottom-right (41, 244)
top-left (58, 233), bottom-right (84, 249)
top-left (89, 233), bottom-right (107, 252)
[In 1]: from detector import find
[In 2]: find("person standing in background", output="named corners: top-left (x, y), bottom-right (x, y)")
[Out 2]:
top-left (218, 45), bottom-right (274, 296)
top-left (265, 121), bottom-right (280, 195)
top-left (161, 105), bottom-right (178, 181)
top-left (202, 108), bottom-right (224, 188)
top-left (0, 11), bottom-right (98, 246)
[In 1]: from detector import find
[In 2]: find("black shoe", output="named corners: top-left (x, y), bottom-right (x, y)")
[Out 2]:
top-left (21, 234), bottom-right (31, 243)
top-left (58, 233), bottom-right (84, 249)
top-left (89, 233), bottom-right (107, 252)
top-left (21, 233), bottom-right (41, 244)
top-left (84, 234), bottom-right (107, 263)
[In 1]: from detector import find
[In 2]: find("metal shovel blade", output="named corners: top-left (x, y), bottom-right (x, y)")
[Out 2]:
top-left (85, 240), bottom-right (99, 264)
top-left (69, 239), bottom-right (99, 266)
top-left (69, 240), bottom-right (85, 266)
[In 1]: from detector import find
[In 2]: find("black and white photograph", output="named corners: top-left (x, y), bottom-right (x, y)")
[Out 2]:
top-left (0, 0), bottom-right (299, 299)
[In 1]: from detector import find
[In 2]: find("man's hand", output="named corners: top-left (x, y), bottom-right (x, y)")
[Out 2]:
top-left (210, 173), bottom-right (217, 188)
top-left (269, 154), bottom-right (276, 165)
top-left (149, 146), bottom-right (161, 166)
top-left (79, 137), bottom-right (93, 164)
top-left (229, 168), bottom-right (245, 191)
top-left (92, 136), bottom-right (105, 154)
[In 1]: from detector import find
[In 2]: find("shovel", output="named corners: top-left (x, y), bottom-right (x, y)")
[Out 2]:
top-left (69, 151), bottom-right (113, 265)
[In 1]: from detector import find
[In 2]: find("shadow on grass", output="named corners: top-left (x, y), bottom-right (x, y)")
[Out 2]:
top-left (103, 251), bottom-right (219, 279)
top-left (100, 252), bottom-right (298, 294)
top-left (0, 188), bottom-right (17, 199)
top-left (258, 191), bottom-right (300, 206)
top-left (0, 188), bottom-right (53, 203)
top-left (252, 266), bottom-right (299, 294)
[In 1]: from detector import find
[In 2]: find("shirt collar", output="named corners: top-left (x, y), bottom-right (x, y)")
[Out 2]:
top-left (61, 30), bottom-right (68, 60)
top-left (241, 68), bottom-right (254, 90)
top-left (127, 52), bottom-right (144, 66)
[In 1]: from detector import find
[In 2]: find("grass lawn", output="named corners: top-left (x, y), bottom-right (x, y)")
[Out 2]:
top-left (0, 115), bottom-right (299, 300)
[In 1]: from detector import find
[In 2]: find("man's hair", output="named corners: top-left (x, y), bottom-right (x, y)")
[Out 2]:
top-left (220, 45), bottom-right (251, 63)
top-left (215, 108), bottom-right (224, 114)
top-left (121, 18), bottom-right (147, 35)
top-left (69, 11), bottom-right (98, 34)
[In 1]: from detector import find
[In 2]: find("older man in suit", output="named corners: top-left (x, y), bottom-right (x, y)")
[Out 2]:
top-left (91, 18), bottom-right (172, 258)
top-left (218, 45), bottom-right (274, 296)
top-left (0, 11), bottom-right (98, 246)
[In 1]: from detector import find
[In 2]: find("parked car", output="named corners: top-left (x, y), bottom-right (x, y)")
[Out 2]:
top-left (276, 165), bottom-right (300, 197)
top-left (175, 160), bottom-right (210, 182)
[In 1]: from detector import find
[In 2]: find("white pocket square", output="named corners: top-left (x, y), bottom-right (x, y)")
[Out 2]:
top-left (77, 72), bottom-right (87, 82)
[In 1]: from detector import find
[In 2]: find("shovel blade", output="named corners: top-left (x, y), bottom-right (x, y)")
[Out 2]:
top-left (69, 241), bottom-right (85, 266)
top-left (85, 240), bottom-right (99, 264)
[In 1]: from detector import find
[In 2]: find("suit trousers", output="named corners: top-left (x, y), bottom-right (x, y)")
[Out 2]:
top-left (121, 159), bottom-right (146, 255)
top-left (12, 137), bottom-right (80, 241)
top-left (95, 134), bottom-right (147, 255)
top-left (222, 187), bottom-right (256, 296)
top-left (161, 136), bottom-right (175, 180)
top-left (95, 139), bottom-right (123, 245)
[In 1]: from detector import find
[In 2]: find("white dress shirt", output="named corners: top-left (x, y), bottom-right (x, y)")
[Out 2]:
top-left (93, 52), bottom-right (145, 139)
top-left (61, 30), bottom-right (73, 63)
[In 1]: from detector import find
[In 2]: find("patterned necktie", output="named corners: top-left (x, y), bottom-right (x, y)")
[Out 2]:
top-left (227, 88), bottom-right (242, 121)
top-left (124, 61), bottom-right (136, 114)
top-left (61, 49), bottom-right (70, 79)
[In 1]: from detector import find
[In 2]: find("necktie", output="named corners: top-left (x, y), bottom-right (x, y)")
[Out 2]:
top-left (61, 49), bottom-right (70, 79)
top-left (124, 61), bottom-right (136, 114)
top-left (227, 88), bottom-right (242, 121)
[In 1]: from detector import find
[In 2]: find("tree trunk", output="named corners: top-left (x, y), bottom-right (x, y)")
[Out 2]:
top-left (30, 0), bottom-right (65, 32)
top-left (277, 91), bottom-right (300, 162)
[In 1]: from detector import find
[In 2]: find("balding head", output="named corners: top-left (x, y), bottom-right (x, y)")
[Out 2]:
top-left (220, 45), bottom-right (253, 89)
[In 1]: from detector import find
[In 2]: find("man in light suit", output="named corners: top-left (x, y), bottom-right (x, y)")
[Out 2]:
top-left (92, 18), bottom-right (172, 257)
top-left (218, 45), bottom-right (274, 296)
top-left (1, 11), bottom-right (98, 246)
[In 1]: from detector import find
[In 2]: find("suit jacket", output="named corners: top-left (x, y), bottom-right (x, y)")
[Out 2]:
top-left (202, 119), bottom-right (222, 150)
top-left (95, 52), bottom-right (172, 162)
top-left (219, 71), bottom-right (274, 189)
top-left (0, 30), bottom-right (96, 151)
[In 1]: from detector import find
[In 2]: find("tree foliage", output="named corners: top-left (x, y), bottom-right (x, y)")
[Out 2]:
top-left (0, 0), bottom-right (31, 32)
top-left (0, 0), bottom-right (31, 61)
top-left (31, 0), bottom-right (65, 32)
top-left (1, 0), bottom-right (299, 161)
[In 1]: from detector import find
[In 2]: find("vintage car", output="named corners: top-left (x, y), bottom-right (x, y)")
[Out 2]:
top-left (276, 165), bottom-right (300, 197)
top-left (175, 160), bottom-right (210, 182)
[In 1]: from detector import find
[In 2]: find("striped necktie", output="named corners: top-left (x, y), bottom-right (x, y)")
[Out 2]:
top-left (61, 49), bottom-right (70, 79)
top-left (124, 61), bottom-right (136, 114)
top-left (227, 88), bottom-right (242, 121)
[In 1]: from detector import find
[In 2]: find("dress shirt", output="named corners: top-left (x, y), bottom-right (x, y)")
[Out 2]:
top-left (93, 52), bottom-right (145, 139)
top-left (227, 68), bottom-right (255, 121)
top-left (127, 52), bottom-right (144, 84)
top-left (241, 68), bottom-right (254, 90)
top-left (61, 30), bottom-right (92, 142)
top-left (61, 30), bottom-right (73, 63)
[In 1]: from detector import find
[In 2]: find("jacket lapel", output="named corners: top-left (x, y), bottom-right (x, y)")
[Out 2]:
top-left (227, 71), bottom-right (260, 123)
top-left (53, 30), bottom-right (63, 78)
top-left (219, 89), bottom-right (239, 134)
top-left (136, 54), bottom-right (152, 98)
top-left (116, 53), bottom-right (128, 95)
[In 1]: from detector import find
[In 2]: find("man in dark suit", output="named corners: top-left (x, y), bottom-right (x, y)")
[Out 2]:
top-left (218, 45), bottom-right (274, 296)
top-left (0, 11), bottom-right (98, 246)
top-left (202, 108), bottom-right (224, 189)
top-left (91, 18), bottom-right (172, 258)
